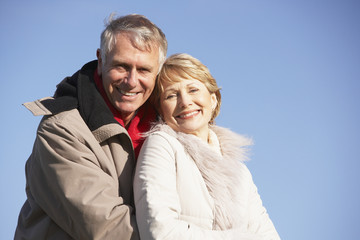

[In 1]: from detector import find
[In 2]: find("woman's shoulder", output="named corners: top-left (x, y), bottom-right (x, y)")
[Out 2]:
top-left (142, 123), bottom-right (184, 150)
top-left (138, 123), bottom-right (188, 165)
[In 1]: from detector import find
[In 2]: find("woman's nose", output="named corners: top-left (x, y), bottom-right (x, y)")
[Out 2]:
top-left (179, 93), bottom-right (192, 108)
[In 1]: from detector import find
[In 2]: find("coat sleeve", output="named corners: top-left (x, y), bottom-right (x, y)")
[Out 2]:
top-left (244, 165), bottom-right (281, 240)
top-left (134, 133), bottom-right (263, 240)
top-left (27, 115), bottom-right (139, 240)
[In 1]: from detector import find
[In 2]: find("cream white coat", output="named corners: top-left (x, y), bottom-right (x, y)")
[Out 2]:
top-left (134, 124), bottom-right (280, 240)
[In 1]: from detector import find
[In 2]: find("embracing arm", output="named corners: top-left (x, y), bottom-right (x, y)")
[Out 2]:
top-left (27, 114), bottom-right (139, 240)
top-left (134, 133), bottom-right (262, 240)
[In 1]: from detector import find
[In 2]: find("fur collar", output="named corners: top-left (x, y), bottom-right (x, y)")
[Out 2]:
top-left (147, 123), bottom-right (253, 230)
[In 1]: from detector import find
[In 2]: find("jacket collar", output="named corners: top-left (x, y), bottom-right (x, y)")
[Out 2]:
top-left (147, 123), bottom-right (253, 229)
top-left (24, 60), bottom-right (125, 142)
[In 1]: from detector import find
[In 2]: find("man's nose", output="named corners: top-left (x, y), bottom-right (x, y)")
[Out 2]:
top-left (124, 69), bottom-right (137, 88)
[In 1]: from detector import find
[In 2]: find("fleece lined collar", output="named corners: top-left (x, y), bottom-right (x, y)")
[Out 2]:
top-left (24, 60), bottom-right (157, 157)
top-left (25, 60), bottom-right (118, 134)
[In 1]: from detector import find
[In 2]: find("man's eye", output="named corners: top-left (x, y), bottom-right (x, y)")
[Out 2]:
top-left (139, 68), bottom-right (149, 73)
top-left (115, 65), bottom-right (127, 71)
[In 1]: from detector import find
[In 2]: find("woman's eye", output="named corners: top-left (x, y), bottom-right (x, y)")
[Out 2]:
top-left (165, 94), bottom-right (176, 100)
top-left (189, 88), bottom-right (199, 93)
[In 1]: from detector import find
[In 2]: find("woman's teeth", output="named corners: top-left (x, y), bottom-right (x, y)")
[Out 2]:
top-left (179, 110), bottom-right (199, 118)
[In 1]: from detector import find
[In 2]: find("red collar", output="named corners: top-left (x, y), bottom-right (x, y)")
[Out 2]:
top-left (94, 70), bottom-right (156, 159)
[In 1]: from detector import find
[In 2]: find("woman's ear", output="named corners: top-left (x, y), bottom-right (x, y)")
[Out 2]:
top-left (210, 93), bottom-right (217, 111)
top-left (158, 108), bottom-right (165, 121)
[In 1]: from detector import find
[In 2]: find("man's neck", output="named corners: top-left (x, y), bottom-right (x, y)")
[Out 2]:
top-left (121, 111), bottom-right (136, 127)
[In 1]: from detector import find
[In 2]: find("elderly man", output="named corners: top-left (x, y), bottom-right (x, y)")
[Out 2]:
top-left (15, 14), bottom-right (167, 240)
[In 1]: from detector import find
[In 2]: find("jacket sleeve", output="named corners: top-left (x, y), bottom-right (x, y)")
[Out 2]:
top-left (244, 165), bottom-right (281, 240)
top-left (134, 133), bottom-right (263, 240)
top-left (27, 114), bottom-right (139, 240)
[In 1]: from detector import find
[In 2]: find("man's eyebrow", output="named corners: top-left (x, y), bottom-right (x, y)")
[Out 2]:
top-left (111, 59), bottom-right (128, 66)
top-left (138, 64), bottom-right (154, 71)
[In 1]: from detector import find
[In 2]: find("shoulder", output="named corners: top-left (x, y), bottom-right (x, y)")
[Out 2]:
top-left (39, 108), bottom-right (84, 130)
top-left (35, 109), bottom-right (88, 144)
top-left (138, 124), bottom-right (191, 166)
top-left (142, 129), bottom-right (183, 154)
top-left (143, 123), bottom-right (182, 148)
top-left (38, 108), bottom-right (127, 145)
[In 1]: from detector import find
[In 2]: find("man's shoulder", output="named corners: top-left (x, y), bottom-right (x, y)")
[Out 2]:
top-left (37, 107), bottom-right (127, 145)
top-left (23, 97), bottom-right (54, 116)
top-left (23, 60), bottom-right (98, 117)
top-left (23, 95), bottom-right (79, 121)
top-left (37, 108), bottom-right (85, 133)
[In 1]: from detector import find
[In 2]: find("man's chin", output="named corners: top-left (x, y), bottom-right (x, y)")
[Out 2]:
top-left (115, 102), bottom-right (142, 115)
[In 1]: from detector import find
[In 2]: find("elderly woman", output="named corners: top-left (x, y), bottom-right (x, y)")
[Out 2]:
top-left (133, 53), bottom-right (280, 240)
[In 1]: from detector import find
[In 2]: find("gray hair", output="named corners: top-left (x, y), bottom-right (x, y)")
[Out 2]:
top-left (100, 13), bottom-right (167, 71)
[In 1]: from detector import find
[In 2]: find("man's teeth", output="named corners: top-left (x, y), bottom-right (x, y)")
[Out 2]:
top-left (120, 90), bottom-right (137, 96)
top-left (179, 111), bottom-right (198, 118)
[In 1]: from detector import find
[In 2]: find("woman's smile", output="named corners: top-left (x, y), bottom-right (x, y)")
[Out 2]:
top-left (160, 78), bottom-right (217, 141)
top-left (176, 109), bottom-right (201, 119)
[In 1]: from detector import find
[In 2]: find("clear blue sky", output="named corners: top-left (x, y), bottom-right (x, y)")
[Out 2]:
top-left (1, 0), bottom-right (359, 239)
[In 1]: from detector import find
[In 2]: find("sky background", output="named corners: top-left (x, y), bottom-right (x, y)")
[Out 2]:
top-left (1, 0), bottom-right (359, 239)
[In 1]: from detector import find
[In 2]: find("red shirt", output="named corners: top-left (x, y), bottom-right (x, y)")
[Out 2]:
top-left (94, 70), bottom-right (156, 159)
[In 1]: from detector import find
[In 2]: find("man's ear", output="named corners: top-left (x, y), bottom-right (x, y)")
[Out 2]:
top-left (96, 49), bottom-right (102, 75)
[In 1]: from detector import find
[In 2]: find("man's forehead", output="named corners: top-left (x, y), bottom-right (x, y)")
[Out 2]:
top-left (116, 32), bottom-right (159, 53)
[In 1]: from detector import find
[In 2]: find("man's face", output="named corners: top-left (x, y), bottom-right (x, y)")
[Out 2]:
top-left (97, 33), bottom-right (160, 125)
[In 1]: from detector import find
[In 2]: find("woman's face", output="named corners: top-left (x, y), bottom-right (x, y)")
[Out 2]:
top-left (160, 78), bottom-right (217, 142)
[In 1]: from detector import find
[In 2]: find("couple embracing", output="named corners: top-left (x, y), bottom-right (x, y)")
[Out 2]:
top-left (15, 14), bottom-right (280, 240)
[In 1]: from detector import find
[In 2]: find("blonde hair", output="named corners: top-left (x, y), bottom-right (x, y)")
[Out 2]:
top-left (152, 53), bottom-right (221, 124)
